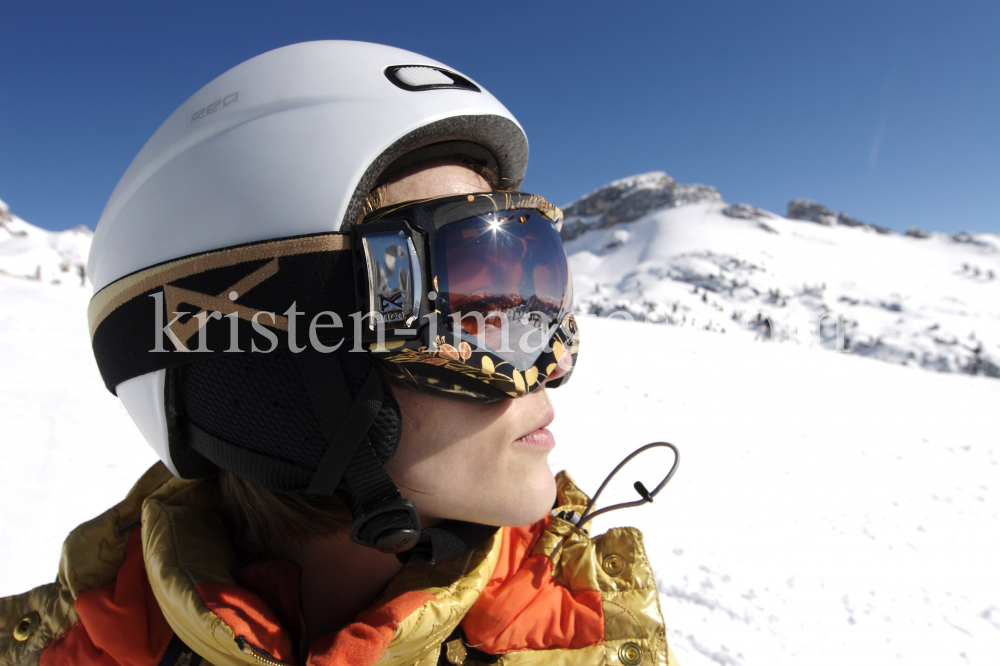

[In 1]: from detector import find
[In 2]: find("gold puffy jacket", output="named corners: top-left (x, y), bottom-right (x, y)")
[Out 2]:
top-left (0, 464), bottom-right (678, 666)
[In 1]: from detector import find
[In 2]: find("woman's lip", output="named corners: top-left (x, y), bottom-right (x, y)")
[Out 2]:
top-left (518, 408), bottom-right (555, 441)
top-left (513, 427), bottom-right (556, 451)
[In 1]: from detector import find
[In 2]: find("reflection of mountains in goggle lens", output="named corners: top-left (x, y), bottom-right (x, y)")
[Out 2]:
top-left (436, 211), bottom-right (569, 340)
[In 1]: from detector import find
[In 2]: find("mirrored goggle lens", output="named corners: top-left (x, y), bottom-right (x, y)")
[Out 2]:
top-left (434, 209), bottom-right (572, 370)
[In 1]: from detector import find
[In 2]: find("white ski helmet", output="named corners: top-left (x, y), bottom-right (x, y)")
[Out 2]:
top-left (87, 41), bottom-right (530, 553)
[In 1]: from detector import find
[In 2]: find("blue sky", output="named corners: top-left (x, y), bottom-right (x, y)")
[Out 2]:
top-left (2, 1), bottom-right (997, 234)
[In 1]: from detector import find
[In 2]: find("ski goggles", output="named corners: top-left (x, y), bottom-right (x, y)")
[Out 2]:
top-left (87, 192), bottom-right (578, 402)
top-left (353, 192), bottom-right (580, 401)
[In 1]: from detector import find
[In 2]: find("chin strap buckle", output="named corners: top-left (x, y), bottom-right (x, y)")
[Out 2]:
top-left (349, 498), bottom-right (421, 554)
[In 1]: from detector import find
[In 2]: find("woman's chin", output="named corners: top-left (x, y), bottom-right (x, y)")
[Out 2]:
top-left (492, 470), bottom-right (558, 527)
top-left (427, 471), bottom-right (556, 528)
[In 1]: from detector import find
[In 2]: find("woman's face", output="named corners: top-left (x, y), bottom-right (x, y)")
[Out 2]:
top-left (379, 159), bottom-right (568, 527)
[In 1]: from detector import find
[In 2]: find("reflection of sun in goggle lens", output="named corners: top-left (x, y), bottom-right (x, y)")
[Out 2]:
top-left (435, 211), bottom-right (570, 364)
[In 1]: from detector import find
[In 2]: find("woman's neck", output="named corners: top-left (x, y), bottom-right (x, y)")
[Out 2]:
top-left (280, 536), bottom-right (404, 640)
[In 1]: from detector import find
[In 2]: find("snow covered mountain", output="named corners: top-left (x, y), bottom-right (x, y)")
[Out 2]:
top-left (0, 197), bottom-right (92, 286)
top-left (1, 191), bottom-right (998, 665)
top-left (563, 173), bottom-right (1000, 378)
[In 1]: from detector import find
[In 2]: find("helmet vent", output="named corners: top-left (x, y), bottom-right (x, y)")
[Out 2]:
top-left (395, 66), bottom-right (453, 87)
top-left (385, 65), bottom-right (481, 93)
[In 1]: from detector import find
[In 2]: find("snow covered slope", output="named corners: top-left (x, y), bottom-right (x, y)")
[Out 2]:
top-left (564, 173), bottom-right (1000, 378)
top-left (1, 194), bottom-right (998, 664)
top-left (0, 197), bottom-right (92, 286)
top-left (0, 279), bottom-right (157, 583)
top-left (0, 280), bottom-right (996, 666)
top-left (548, 317), bottom-right (1000, 666)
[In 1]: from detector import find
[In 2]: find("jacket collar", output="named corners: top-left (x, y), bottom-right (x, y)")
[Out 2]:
top-left (136, 466), bottom-right (502, 665)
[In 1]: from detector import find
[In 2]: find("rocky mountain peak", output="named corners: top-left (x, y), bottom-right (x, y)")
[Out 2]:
top-left (0, 198), bottom-right (14, 230)
top-left (0, 197), bottom-right (93, 285)
top-left (787, 199), bottom-right (894, 235)
top-left (561, 171), bottom-right (721, 241)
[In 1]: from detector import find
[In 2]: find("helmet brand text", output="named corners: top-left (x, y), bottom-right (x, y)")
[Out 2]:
top-left (191, 92), bottom-right (240, 124)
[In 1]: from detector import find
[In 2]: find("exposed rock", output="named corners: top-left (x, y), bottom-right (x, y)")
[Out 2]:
top-left (787, 199), bottom-right (896, 235)
top-left (837, 212), bottom-right (865, 227)
top-left (561, 172), bottom-right (721, 241)
top-left (722, 204), bottom-right (780, 233)
top-left (672, 183), bottom-right (723, 207)
top-left (951, 232), bottom-right (995, 250)
top-left (564, 172), bottom-right (675, 218)
top-left (788, 199), bottom-right (837, 226)
top-left (602, 185), bottom-right (675, 225)
top-left (723, 203), bottom-right (757, 220)
top-left (906, 228), bottom-right (931, 239)
top-left (723, 203), bottom-right (767, 220)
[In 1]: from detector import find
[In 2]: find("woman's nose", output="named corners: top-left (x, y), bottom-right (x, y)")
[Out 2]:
top-left (543, 349), bottom-right (574, 385)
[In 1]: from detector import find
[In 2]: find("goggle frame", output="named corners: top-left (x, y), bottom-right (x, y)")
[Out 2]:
top-left (351, 192), bottom-right (579, 401)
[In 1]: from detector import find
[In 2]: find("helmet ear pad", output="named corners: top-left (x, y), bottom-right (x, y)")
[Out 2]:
top-left (167, 348), bottom-right (402, 493)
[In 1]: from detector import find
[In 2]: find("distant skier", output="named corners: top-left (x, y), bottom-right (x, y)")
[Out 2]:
top-left (1, 42), bottom-right (678, 666)
top-left (753, 312), bottom-right (772, 341)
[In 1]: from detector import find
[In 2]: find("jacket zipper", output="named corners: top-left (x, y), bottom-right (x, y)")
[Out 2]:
top-left (235, 636), bottom-right (293, 666)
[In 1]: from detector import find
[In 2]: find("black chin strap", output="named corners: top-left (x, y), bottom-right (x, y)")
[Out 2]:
top-left (296, 350), bottom-right (420, 553)
top-left (396, 521), bottom-right (500, 566)
top-left (343, 436), bottom-right (421, 553)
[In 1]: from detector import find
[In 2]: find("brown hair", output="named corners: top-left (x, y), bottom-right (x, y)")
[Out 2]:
top-left (218, 469), bottom-right (353, 555)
